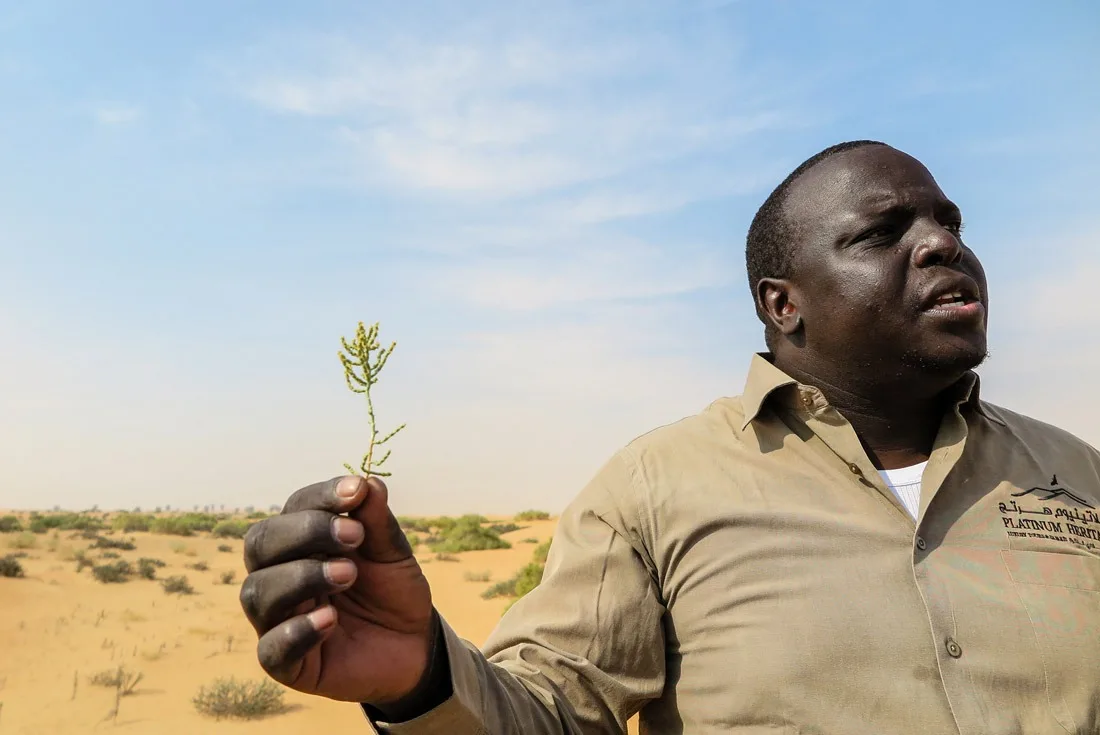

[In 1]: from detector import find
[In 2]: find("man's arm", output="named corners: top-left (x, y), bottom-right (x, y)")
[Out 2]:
top-left (364, 450), bottom-right (667, 734)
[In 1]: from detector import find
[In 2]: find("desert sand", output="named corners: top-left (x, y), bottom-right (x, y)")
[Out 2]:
top-left (0, 516), bottom-right (641, 734)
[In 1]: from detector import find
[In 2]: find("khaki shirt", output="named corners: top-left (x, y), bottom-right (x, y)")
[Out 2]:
top-left (369, 354), bottom-right (1100, 734)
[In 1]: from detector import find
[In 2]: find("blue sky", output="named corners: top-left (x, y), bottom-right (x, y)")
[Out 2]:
top-left (1, 1), bottom-right (1097, 514)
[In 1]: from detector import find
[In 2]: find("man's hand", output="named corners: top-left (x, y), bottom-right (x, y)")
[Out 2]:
top-left (240, 475), bottom-right (435, 706)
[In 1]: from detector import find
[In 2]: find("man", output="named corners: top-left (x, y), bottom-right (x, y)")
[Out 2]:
top-left (239, 141), bottom-right (1100, 734)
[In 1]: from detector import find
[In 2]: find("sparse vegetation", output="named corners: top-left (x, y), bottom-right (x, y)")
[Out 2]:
top-left (161, 575), bottom-right (194, 595)
top-left (111, 513), bottom-right (153, 533)
top-left (533, 540), bottom-right (551, 565)
top-left (7, 532), bottom-right (36, 550)
top-left (99, 551), bottom-right (121, 559)
top-left (521, 537), bottom-right (538, 544)
top-left (92, 561), bottom-right (133, 584)
top-left (464, 571), bottom-right (491, 583)
top-left (0, 555), bottom-right (25, 578)
top-left (26, 512), bottom-right (104, 534)
top-left (88, 666), bottom-right (143, 694)
top-left (219, 570), bottom-right (236, 585)
top-left (212, 519), bottom-right (251, 539)
top-left (435, 553), bottom-right (459, 562)
top-left (428, 515), bottom-right (511, 553)
top-left (74, 550), bottom-right (94, 572)
top-left (92, 536), bottom-right (136, 551)
top-left (489, 523), bottom-right (522, 535)
top-left (515, 510), bottom-right (550, 522)
top-left (193, 677), bottom-right (287, 720)
top-left (0, 515), bottom-right (23, 533)
top-left (405, 532), bottom-right (421, 549)
top-left (137, 558), bottom-right (162, 580)
top-left (169, 540), bottom-right (189, 555)
top-left (217, 544), bottom-right (233, 553)
top-left (480, 540), bottom-right (550, 611)
top-left (187, 561), bottom-right (209, 572)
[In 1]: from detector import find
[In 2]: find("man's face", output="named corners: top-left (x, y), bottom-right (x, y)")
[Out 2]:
top-left (782, 145), bottom-right (989, 377)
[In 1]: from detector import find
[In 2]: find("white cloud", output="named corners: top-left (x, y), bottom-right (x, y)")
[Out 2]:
top-left (94, 104), bottom-right (141, 125)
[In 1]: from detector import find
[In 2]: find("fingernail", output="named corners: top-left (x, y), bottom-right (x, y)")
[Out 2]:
top-left (332, 517), bottom-right (364, 546)
top-left (335, 476), bottom-right (362, 498)
top-left (324, 559), bottom-right (357, 585)
top-left (308, 606), bottom-right (337, 630)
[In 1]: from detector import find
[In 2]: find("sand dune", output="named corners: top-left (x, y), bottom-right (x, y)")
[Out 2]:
top-left (0, 516), bottom-right (650, 734)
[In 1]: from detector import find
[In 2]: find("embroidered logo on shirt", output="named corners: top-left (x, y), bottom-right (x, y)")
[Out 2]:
top-left (999, 475), bottom-right (1099, 551)
top-left (1010, 474), bottom-right (1095, 508)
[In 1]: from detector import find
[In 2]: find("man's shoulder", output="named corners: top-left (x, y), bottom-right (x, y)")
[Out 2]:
top-left (980, 400), bottom-right (1100, 457)
top-left (619, 395), bottom-right (747, 461)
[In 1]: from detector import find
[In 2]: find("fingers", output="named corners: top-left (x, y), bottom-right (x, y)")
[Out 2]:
top-left (349, 476), bottom-right (414, 563)
top-left (240, 558), bottom-right (357, 634)
top-left (281, 475), bottom-right (368, 515)
top-left (257, 606), bottom-right (339, 684)
top-left (244, 509), bottom-right (365, 573)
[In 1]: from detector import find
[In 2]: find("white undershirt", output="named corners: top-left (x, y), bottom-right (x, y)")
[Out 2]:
top-left (877, 461), bottom-right (927, 520)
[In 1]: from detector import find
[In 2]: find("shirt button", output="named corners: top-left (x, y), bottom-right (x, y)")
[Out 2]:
top-left (847, 462), bottom-right (862, 475)
top-left (916, 536), bottom-right (927, 551)
top-left (945, 638), bottom-right (962, 658)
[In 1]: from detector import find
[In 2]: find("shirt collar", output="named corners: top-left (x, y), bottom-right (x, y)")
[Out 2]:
top-left (739, 353), bottom-right (1005, 430)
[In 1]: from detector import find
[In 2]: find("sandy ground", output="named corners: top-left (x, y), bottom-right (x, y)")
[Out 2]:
top-left (0, 520), bottom-right (642, 734)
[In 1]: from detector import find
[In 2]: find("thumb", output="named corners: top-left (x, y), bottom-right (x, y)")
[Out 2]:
top-left (349, 476), bottom-right (414, 563)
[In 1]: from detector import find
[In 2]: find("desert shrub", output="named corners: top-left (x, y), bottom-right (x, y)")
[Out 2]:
top-left (405, 532), bottom-right (421, 549)
top-left (89, 666), bottom-right (143, 694)
top-left (481, 578), bottom-right (516, 600)
top-left (100, 551), bottom-right (121, 559)
top-left (92, 536), bottom-right (136, 551)
top-left (246, 510), bottom-right (270, 520)
top-left (211, 520), bottom-right (251, 539)
top-left (111, 513), bottom-right (153, 533)
top-left (169, 541), bottom-right (189, 554)
top-left (161, 575), bottom-right (194, 595)
top-left (488, 523), bottom-right (522, 535)
top-left (0, 515), bottom-right (23, 533)
top-left (428, 515), bottom-right (510, 554)
top-left (137, 558), bottom-right (163, 580)
top-left (217, 544), bottom-right (233, 553)
top-left (219, 570), bottom-right (236, 585)
top-left (74, 550), bottom-right (94, 572)
top-left (188, 561), bottom-right (209, 571)
top-left (532, 540), bottom-right (551, 565)
top-left (513, 562), bottom-right (545, 598)
top-left (151, 517), bottom-right (195, 536)
top-left (27, 512), bottom-right (104, 533)
top-left (7, 531), bottom-right (37, 550)
top-left (193, 677), bottom-right (286, 720)
top-left (0, 555), bottom-right (25, 578)
top-left (463, 570), bottom-right (491, 583)
top-left (515, 510), bottom-right (550, 522)
top-left (434, 553), bottom-right (459, 562)
top-left (397, 516), bottom-right (433, 533)
top-left (521, 537), bottom-right (538, 544)
top-left (92, 560), bottom-right (133, 583)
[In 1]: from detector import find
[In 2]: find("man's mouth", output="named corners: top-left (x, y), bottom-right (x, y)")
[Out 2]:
top-left (923, 287), bottom-right (984, 321)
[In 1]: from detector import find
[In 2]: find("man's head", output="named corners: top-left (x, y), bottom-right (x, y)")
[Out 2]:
top-left (746, 141), bottom-right (989, 388)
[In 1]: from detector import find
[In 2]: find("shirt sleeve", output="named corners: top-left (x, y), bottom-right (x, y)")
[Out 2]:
top-left (365, 450), bottom-right (667, 734)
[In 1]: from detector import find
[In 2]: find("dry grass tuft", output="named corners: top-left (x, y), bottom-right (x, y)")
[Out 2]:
top-left (192, 677), bottom-right (287, 720)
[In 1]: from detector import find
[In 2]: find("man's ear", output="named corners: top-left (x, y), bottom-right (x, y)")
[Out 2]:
top-left (756, 278), bottom-right (802, 336)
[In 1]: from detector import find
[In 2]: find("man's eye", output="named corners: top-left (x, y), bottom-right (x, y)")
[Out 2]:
top-left (859, 226), bottom-right (894, 241)
top-left (945, 221), bottom-right (965, 236)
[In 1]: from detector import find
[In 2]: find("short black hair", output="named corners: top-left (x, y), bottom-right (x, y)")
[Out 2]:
top-left (745, 140), bottom-right (888, 340)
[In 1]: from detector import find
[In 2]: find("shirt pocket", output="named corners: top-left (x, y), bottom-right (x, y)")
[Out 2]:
top-left (1000, 549), bottom-right (1100, 734)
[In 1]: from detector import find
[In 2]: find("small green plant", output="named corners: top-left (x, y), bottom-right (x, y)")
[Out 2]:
top-left (515, 510), bottom-right (550, 522)
top-left (217, 543), bottom-right (233, 553)
top-left (74, 550), bottom-right (94, 572)
top-left (111, 513), bottom-right (153, 533)
top-left (192, 677), bottom-right (287, 720)
top-left (0, 515), bottom-right (22, 533)
top-left (533, 540), bottom-right (551, 565)
top-left (219, 570), bottom-right (236, 585)
top-left (187, 561), bottom-right (209, 572)
top-left (161, 575), bottom-right (194, 595)
top-left (99, 551), bottom-right (121, 559)
top-left (0, 555), bottom-right (25, 578)
top-left (92, 561), bottom-right (132, 584)
top-left (339, 321), bottom-right (406, 477)
top-left (7, 532), bottom-right (36, 550)
top-left (464, 570), bottom-right (491, 583)
top-left (521, 537), bottom-right (538, 544)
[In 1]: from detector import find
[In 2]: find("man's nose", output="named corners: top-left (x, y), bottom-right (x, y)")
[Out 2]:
top-left (911, 220), bottom-right (963, 268)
